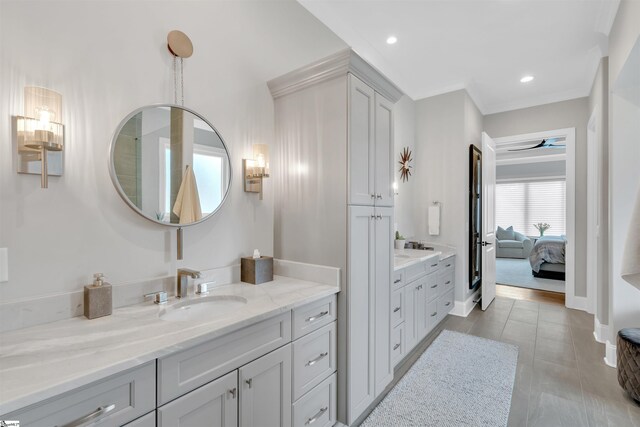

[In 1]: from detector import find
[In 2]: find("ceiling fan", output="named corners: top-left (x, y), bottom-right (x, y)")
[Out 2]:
top-left (508, 137), bottom-right (566, 151)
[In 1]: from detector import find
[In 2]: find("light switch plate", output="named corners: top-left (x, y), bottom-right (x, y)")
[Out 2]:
top-left (0, 248), bottom-right (8, 282)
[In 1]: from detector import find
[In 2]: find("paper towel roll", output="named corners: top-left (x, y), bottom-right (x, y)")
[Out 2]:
top-left (429, 205), bottom-right (440, 236)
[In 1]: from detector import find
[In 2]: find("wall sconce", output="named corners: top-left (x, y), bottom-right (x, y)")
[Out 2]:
top-left (243, 144), bottom-right (270, 200)
top-left (393, 181), bottom-right (399, 195)
top-left (16, 87), bottom-right (64, 188)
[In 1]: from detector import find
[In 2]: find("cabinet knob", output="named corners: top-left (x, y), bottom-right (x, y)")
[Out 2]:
top-left (393, 306), bottom-right (401, 313)
top-left (371, 194), bottom-right (376, 199)
top-left (393, 343), bottom-right (401, 350)
top-left (431, 311), bottom-right (438, 317)
top-left (376, 215), bottom-right (382, 219)
top-left (228, 388), bottom-right (237, 399)
top-left (376, 194), bottom-right (382, 199)
top-left (245, 378), bottom-right (252, 388)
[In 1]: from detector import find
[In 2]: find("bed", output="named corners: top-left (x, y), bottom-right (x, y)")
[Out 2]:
top-left (529, 235), bottom-right (566, 281)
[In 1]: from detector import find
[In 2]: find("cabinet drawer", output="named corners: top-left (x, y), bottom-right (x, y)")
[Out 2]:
top-left (427, 299), bottom-right (439, 331)
top-left (3, 362), bottom-right (155, 427)
top-left (292, 373), bottom-right (336, 427)
top-left (425, 272), bottom-right (439, 302)
top-left (124, 411), bottom-right (156, 427)
top-left (439, 270), bottom-right (455, 294)
top-left (426, 257), bottom-right (441, 274)
top-left (439, 289), bottom-right (455, 323)
top-left (391, 288), bottom-right (404, 327)
top-left (293, 322), bottom-right (336, 400)
top-left (390, 323), bottom-right (405, 365)
top-left (405, 261), bottom-right (428, 283)
top-left (392, 269), bottom-right (405, 290)
top-left (158, 311), bottom-right (291, 405)
top-left (439, 257), bottom-right (455, 276)
top-left (292, 295), bottom-right (336, 340)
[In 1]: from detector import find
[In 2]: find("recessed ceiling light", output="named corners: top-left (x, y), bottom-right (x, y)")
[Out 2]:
top-left (520, 75), bottom-right (534, 83)
top-left (386, 36), bottom-right (397, 45)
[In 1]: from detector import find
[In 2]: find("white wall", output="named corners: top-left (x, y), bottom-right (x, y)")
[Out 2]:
top-left (0, 0), bottom-right (346, 302)
top-left (413, 89), bottom-right (483, 304)
top-left (484, 97), bottom-right (589, 297)
top-left (393, 95), bottom-right (417, 237)
top-left (607, 0), bottom-right (640, 351)
top-left (587, 56), bottom-right (610, 327)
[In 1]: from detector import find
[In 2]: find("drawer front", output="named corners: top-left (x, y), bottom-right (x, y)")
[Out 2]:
top-left (426, 257), bottom-right (441, 274)
top-left (292, 295), bottom-right (336, 340)
top-left (404, 261), bottom-right (428, 283)
top-left (439, 270), bottom-right (455, 294)
top-left (292, 373), bottom-right (336, 427)
top-left (391, 288), bottom-right (404, 327)
top-left (391, 323), bottom-right (404, 365)
top-left (3, 362), bottom-right (155, 427)
top-left (124, 411), bottom-right (156, 427)
top-left (425, 272), bottom-right (439, 302)
top-left (439, 257), bottom-right (455, 276)
top-left (293, 322), bottom-right (337, 400)
top-left (439, 289), bottom-right (455, 323)
top-left (427, 299), bottom-right (439, 332)
top-left (392, 270), bottom-right (405, 290)
top-left (158, 311), bottom-right (291, 405)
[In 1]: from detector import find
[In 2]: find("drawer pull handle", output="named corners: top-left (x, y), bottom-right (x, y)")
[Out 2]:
top-left (430, 284), bottom-right (438, 289)
top-left (445, 280), bottom-right (451, 285)
top-left (445, 302), bottom-right (451, 307)
top-left (393, 306), bottom-right (401, 313)
top-left (229, 388), bottom-right (237, 399)
top-left (431, 264), bottom-right (438, 268)
top-left (394, 279), bottom-right (402, 284)
top-left (306, 407), bottom-right (329, 425)
top-left (446, 264), bottom-right (452, 267)
top-left (431, 311), bottom-right (438, 317)
top-left (246, 378), bottom-right (252, 388)
top-left (306, 352), bottom-right (329, 367)
top-left (393, 343), bottom-right (401, 350)
top-left (58, 404), bottom-right (115, 427)
top-left (306, 311), bottom-right (329, 322)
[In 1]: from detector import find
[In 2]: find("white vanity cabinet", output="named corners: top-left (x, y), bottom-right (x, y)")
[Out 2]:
top-left (390, 255), bottom-right (456, 367)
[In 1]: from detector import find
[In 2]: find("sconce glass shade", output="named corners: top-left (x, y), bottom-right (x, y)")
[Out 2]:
top-left (19, 87), bottom-right (63, 151)
top-left (252, 143), bottom-right (270, 177)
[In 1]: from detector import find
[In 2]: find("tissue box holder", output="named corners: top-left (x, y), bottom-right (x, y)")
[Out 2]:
top-left (241, 256), bottom-right (274, 285)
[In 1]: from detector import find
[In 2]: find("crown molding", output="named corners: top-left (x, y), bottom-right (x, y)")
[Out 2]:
top-left (267, 48), bottom-right (404, 103)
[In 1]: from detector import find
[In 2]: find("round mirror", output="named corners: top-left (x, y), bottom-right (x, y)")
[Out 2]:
top-left (110, 105), bottom-right (232, 226)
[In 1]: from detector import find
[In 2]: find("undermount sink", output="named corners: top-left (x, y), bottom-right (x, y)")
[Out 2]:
top-left (159, 295), bottom-right (248, 321)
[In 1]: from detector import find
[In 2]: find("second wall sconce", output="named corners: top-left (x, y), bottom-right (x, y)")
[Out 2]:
top-left (15, 87), bottom-right (64, 188)
top-left (243, 144), bottom-right (270, 200)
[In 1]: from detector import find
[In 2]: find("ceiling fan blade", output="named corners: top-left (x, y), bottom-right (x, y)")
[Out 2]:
top-left (508, 140), bottom-right (547, 151)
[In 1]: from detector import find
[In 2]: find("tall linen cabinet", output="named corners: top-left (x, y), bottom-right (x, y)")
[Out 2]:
top-left (268, 49), bottom-right (403, 425)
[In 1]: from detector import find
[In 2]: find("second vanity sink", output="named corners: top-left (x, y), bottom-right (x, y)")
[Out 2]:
top-left (159, 295), bottom-right (248, 322)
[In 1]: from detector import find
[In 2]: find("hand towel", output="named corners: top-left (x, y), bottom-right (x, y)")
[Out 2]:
top-left (429, 205), bottom-right (440, 236)
top-left (173, 165), bottom-right (202, 224)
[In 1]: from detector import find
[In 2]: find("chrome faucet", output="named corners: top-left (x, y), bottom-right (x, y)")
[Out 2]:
top-left (177, 268), bottom-right (201, 298)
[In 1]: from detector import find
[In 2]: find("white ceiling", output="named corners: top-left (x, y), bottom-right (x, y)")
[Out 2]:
top-left (299, 0), bottom-right (620, 114)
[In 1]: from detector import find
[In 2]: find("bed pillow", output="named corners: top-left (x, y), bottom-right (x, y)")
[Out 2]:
top-left (497, 226), bottom-right (515, 240)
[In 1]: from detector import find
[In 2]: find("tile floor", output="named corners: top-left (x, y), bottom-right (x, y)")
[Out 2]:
top-left (436, 297), bottom-right (640, 427)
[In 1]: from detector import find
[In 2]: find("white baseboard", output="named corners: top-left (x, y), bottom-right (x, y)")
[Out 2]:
top-left (605, 340), bottom-right (617, 368)
top-left (593, 317), bottom-right (609, 344)
top-left (566, 295), bottom-right (588, 312)
top-left (450, 289), bottom-right (480, 317)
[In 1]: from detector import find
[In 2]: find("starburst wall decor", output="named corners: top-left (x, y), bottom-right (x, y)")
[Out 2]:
top-left (399, 147), bottom-right (413, 182)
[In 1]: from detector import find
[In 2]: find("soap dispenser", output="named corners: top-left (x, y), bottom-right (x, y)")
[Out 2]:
top-left (84, 273), bottom-right (113, 319)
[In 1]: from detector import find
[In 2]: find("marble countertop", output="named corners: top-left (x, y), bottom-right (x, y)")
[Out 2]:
top-left (394, 245), bottom-right (456, 271)
top-left (0, 276), bottom-right (339, 415)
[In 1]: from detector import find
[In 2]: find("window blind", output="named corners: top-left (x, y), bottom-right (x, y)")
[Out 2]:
top-left (495, 180), bottom-right (566, 237)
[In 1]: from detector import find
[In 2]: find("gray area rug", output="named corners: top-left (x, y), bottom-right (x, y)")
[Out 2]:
top-left (361, 330), bottom-right (518, 427)
top-left (496, 258), bottom-right (565, 293)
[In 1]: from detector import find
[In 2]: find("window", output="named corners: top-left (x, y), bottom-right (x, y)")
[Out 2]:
top-left (495, 179), bottom-right (566, 237)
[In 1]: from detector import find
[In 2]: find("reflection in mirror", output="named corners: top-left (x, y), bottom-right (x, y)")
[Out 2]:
top-left (111, 106), bottom-right (231, 226)
top-left (469, 145), bottom-right (482, 290)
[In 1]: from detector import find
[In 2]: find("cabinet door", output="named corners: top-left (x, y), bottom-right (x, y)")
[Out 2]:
top-left (404, 283), bottom-right (416, 352)
top-left (374, 207), bottom-right (393, 395)
top-left (410, 277), bottom-right (428, 343)
top-left (157, 371), bottom-right (237, 427)
top-left (239, 344), bottom-right (292, 427)
top-left (347, 205), bottom-right (375, 424)
top-left (374, 93), bottom-right (394, 207)
top-left (348, 73), bottom-right (375, 206)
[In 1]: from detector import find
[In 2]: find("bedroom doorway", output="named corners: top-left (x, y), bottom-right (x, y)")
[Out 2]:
top-left (492, 128), bottom-right (577, 309)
